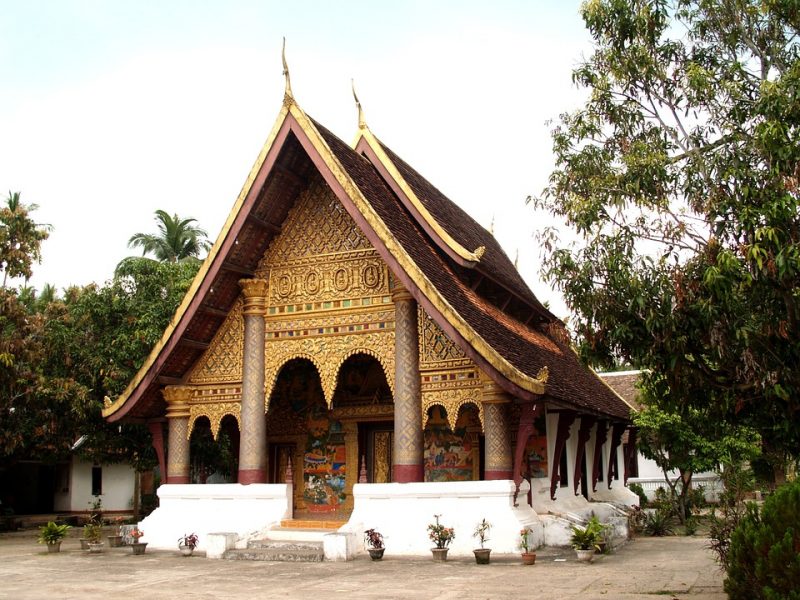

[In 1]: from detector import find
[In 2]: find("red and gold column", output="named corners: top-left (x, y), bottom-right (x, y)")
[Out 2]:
top-left (238, 278), bottom-right (269, 484)
top-left (164, 386), bottom-right (192, 484)
top-left (392, 282), bottom-right (423, 482)
top-left (482, 382), bottom-right (513, 480)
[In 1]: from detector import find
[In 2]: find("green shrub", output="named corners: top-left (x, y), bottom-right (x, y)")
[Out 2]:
top-left (628, 482), bottom-right (648, 507)
top-left (643, 510), bottom-right (674, 536)
top-left (683, 516), bottom-right (698, 536)
top-left (724, 481), bottom-right (800, 599)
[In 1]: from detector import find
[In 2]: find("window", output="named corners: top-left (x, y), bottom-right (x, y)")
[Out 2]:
top-left (91, 465), bottom-right (102, 496)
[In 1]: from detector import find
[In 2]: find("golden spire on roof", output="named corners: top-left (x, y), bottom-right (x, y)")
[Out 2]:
top-left (351, 79), bottom-right (367, 130)
top-left (282, 37), bottom-right (293, 105)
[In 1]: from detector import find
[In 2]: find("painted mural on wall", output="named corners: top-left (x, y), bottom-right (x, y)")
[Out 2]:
top-left (423, 405), bottom-right (479, 482)
top-left (303, 405), bottom-right (346, 511)
top-left (525, 415), bottom-right (549, 478)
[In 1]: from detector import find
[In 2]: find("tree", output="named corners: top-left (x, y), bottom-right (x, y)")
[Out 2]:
top-left (0, 192), bottom-right (50, 287)
top-left (118, 209), bottom-right (210, 272)
top-left (532, 0), bottom-right (800, 472)
top-left (634, 372), bottom-right (760, 522)
top-left (35, 259), bottom-right (200, 468)
top-left (1, 247), bottom-right (199, 471)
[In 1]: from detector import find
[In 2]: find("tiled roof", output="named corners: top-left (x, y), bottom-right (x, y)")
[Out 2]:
top-left (377, 141), bottom-right (550, 312)
top-left (315, 120), bottom-right (632, 420)
top-left (105, 101), bottom-right (633, 423)
top-left (598, 371), bottom-right (643, 410)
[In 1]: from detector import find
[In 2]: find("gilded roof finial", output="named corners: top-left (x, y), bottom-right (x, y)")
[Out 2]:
top-left (351, 79), bottom-right (367, 130)
top-left (282, 37), bottom-right (293, 105)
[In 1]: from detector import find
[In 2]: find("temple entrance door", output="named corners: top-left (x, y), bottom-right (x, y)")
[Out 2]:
top-left (360, 422), bottom-right (393, 483)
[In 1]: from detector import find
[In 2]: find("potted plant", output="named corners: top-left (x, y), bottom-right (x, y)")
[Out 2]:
top-left (107, 524), bottom-right (124, 548)
top-left (586, 515), bottom-right (609, 553)
top-left (570, 522), bottom-right (601, 562)
top-left (427, 514), bottom-right (455, 561)
top-left (38, 521), bottom-right (70, 553)
top-left (519, 527), bottom-right (537, 565)
top-left (130, 527), bottom-right (147, 555)
top-left (83, 523), bottom-right (104, 553)
top-left (472, 518), bottom-right (491, 564)
top-left (178, 532), bottom-right (199, 556)
top-left (363, 528), bottom-right (385, 560)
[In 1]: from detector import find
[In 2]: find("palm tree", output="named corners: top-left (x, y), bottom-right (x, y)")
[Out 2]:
top-left (117, 210), bottom-right (210, 273)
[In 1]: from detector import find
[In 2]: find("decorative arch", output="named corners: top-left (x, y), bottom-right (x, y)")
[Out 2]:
top-left (264, 352), bottom-right (326, 411)
top-left (189, 403), bottom-right (241, 440)
top-left (331, 348), bottom-right (394, 403)
top-left (422, 388), bottom-right (484, 431)
top-left (264, 331), bottom-right (395, 408)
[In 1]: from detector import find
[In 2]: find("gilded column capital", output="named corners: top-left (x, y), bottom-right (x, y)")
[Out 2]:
top-left (163, 385), bottom-right (193, 418)
top-left (482, 381), bottom-right (511, 404)
top-left (239, 278), bottom-right (269, 315)
top-left (391, 279), bottom-right (413, 303)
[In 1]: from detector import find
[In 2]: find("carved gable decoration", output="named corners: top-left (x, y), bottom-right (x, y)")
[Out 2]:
top-left (259, 174), bottom-right (395, 408)
top-left (258, 175), bottom-right (371, 264)
top-left (188, 299), bottom-right (244, 384)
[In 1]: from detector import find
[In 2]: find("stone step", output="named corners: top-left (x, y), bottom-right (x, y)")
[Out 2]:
top-left (247, 539), bottom-right (324, 551)
top-left (224, 540), bottom-right (324, 562)
top-left (263, 527), bottom-right (330, 542)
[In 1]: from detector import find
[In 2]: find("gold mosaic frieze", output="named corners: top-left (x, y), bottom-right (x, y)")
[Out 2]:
top-left (263, 330), bottom-right (395, 409)
top-left (265, 309), bottom-right (394, 341)
top-left (330, 404), bottom-right (394, 421)
top-left (187, 299), bottom-right (244, 384)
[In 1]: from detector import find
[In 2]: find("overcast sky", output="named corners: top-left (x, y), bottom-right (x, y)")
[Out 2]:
top-left (1, 1), bottom-right (592, 318)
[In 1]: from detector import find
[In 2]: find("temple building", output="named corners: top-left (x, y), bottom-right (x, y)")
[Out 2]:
top-left (103, 72), bottom-right (637, 558)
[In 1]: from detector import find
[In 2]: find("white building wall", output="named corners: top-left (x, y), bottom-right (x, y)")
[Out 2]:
top-left (629, 454), bottom-right (722, 502)
top-left (52, 458), bottom-right (135, 512)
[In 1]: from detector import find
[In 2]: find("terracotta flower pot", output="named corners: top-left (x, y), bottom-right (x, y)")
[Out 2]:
top-left (521, 551), bottom-right (537, 565)
top-left (367, 547), bottom-right (385, 560)
top-left (473, 548), bottom-right (491, 564)
top-left (131, 542), bottom-right (147, 555)
top-left (46, 542), bottom-right (61, 553)
top-left (431, 547), bottom-right (449, 561)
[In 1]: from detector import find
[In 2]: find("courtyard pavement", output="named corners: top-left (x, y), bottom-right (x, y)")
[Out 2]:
top-left (0, 528), bottom-right (726, 599)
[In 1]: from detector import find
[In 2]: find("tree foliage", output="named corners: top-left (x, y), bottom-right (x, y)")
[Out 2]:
top-left (634, 372), bottom-right (760, 521)
top-left (532, 0), bottom-right (800, 462)
top-left (724, 480), bottom-right (800, 599)
top-left (119, 209), bottom-right (210, 271)
top-left (0, 192), bottom-right (50, 287)
top-left (0, 203), bottom-right (201, 471)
